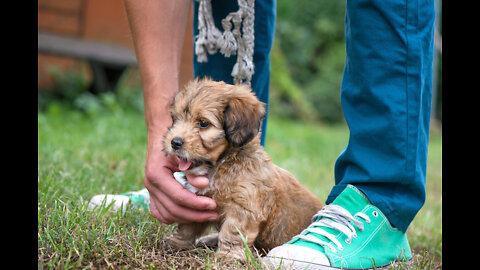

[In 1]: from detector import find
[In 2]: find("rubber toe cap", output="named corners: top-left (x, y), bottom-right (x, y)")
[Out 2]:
top-left (263, 244), bottom-right (330, 269)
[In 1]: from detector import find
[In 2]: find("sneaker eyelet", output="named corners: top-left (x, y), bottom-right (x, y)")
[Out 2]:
top-left (345, 239), bottom-right (351, 244)
top-left (372, 211), bottom-right (378, 218)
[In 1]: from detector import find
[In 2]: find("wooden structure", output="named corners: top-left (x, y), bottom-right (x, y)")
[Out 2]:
top-left (38, 32), bottom-right (137, 93)
top-left (38, 0), bottom-right (193, 92)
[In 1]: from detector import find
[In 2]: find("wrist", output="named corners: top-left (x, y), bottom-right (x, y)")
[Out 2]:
top-left (142, 82), bottom-right (176, 134)
top-left (145, 114), bottom-right (172, 141)
top-left (144, 105), bottom-right (172, 132)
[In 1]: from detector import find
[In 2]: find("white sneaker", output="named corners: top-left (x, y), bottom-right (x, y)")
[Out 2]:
top-left (87, 188), bottom-right (150, 214)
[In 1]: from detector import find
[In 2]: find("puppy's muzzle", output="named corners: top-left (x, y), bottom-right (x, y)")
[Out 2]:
top-left (171, 137), bottom-right (184, 150)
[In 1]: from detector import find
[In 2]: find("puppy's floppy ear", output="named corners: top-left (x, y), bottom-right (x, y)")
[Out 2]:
top-left (223, 86), bottom-right (265, 147)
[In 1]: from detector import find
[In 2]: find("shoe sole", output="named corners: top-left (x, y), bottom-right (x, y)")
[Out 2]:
top-left (262, 256), bottom-right (413, 270)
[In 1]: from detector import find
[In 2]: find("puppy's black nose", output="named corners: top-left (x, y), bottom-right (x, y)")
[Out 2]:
top-left (171, 137), bottom-right (184, 150)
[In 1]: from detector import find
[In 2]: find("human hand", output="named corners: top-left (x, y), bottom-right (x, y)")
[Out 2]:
top-left (143, 130), bottom-right (218, 224)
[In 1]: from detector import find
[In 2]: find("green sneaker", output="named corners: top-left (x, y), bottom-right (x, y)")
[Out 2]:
top-left (87, 188), bottom-right (150, 213)
top-left (263, 184), bottom-right (412, 269)
top-left (86, 172), bottom-right (192, 214)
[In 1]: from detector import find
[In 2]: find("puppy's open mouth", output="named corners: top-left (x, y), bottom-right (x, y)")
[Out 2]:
top-left (178, 157), bottom-right (204, 171)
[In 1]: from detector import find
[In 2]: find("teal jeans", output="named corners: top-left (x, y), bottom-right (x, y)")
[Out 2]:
top-left (192, 0), bottom-right (435, 233)
top-left (327, 0), bottom-right (435, 232)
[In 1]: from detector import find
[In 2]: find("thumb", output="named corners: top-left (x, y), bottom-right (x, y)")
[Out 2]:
top-left (185, 174), bottom-right (210, 189)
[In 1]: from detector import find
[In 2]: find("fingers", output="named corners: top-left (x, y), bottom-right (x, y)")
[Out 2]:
top-left (144, 172), bottom-right (218, 224)
top-left (146, 156), bottom-right (215, 211)
top-left (148, 196), bottom-right (179, 224)
top-left (149, 191), bottom-right (194, 224)
top-left (144, 146), bottom-right (218, 224)
top-left (185, 173), bottom-right (210, 189)
top-left (157, 172), bottom-right (216, 210)
top-left (150, 194), bottom-right (218, 224)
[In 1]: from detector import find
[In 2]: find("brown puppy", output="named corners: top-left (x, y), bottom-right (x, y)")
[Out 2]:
top-left (163, 78), bottom-right (323, 261)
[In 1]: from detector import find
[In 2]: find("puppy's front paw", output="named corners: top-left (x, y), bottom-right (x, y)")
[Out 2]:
top-left (165, 235), bottom-right (194, 251)
top-left (165, 222), bottom-right (209, 251)
top-left (195, 232), bottom-right (219, 249)
top-left (217, 248), bottom-right (247, 263)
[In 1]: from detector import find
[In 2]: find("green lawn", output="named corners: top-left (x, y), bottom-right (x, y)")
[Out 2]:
top-left (38, 107), bottom-right (442, 269)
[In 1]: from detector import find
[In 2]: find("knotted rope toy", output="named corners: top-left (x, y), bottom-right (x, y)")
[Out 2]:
top-left (195, 0), bottom-right (255, 85)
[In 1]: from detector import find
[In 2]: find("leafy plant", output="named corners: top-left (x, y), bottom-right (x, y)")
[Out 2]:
top-left (270, 0), bottom-right (347, 122)
top-left (38, 67), bottom-right (144, 116)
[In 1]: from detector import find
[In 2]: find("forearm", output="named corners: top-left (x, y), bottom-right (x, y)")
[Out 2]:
top-left (124, 0), bottom-right (191, 132)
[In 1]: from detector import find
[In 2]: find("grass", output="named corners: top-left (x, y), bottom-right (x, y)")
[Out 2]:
top-left (38, 106), bottom-right (442, 269)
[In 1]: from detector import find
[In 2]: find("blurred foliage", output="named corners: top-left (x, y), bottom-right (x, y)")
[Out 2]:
top-left (38, 67), bottom-right (144, 117)
top-left (270, 0), bottom-right (347, 123)
top-left (270, 0), bottom-right (442, 123)
top-left (270, 43), bottom-right (316, 121)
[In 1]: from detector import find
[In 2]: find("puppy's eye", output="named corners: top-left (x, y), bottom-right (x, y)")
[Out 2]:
top-left (198, 120), bottom-right (210, 128)
top-left (170, 112), bottom-right (178, 122)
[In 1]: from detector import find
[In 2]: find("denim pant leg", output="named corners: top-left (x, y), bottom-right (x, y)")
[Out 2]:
top-left (192, 0), bottom-right (276, 146)
top-left (326, 0), bottom-right (435, 232)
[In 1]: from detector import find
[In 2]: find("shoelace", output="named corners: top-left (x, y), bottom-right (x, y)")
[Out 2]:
top-left (293, 205), bottom-right (371, 253)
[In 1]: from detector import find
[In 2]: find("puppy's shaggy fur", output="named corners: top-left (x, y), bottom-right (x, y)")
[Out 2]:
top-left (163, 78), bottom-right (323, 261)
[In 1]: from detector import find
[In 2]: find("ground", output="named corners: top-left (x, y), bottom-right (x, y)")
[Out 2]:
top-left (38, 107), bottom-right (442, 269)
